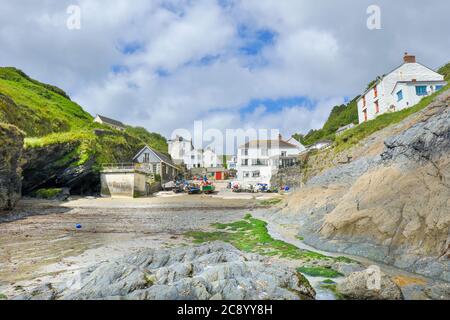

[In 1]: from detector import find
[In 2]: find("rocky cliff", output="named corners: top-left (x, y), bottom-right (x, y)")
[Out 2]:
top-left (0, 123), bottom-right (24, 210)
top-left (0, 67), bottom-right (168, 196)
top-left (264, 89), bottom-right (450, 282)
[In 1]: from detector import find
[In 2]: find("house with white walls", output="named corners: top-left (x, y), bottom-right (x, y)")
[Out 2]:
top-left (286, 137), bottom-right (306, 152)
top-left (202, 148), bottom-right (223, 168)
top-left (168, 135), bottom-right (223, 169)
top-left (356, 53), bottom-right (446, 123)
top-left (236, 135), bottom-right (301, 186)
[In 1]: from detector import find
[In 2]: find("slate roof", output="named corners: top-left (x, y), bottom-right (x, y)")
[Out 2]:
top-left (96, 114), bottom-right (125, 128)
top-left (240, 139), bottom-right (298, 149)
top-left (133, 145), bottom-right (179, 169)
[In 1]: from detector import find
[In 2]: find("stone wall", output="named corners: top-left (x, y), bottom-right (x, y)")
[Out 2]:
top-left (0, 123), bottom-right (24, 210)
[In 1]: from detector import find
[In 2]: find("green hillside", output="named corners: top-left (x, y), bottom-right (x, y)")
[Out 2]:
top-left (0, 67), bottom-right (168, 193)
top-left (293, 97), bottom-right (359, 146)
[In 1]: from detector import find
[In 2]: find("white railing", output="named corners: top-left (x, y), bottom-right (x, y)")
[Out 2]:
top-left (101, 163), bottom-right (156, 175)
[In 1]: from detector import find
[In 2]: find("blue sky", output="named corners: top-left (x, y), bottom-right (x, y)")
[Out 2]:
top-left (0, 0), bottom-right (448, 146)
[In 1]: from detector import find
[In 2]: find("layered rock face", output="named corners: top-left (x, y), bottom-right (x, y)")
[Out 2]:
top-left (267, 90), bottom-right (450, 282)
top-left (0, 123), bottom-right (24, 210)
top-left (21, 142), bottom-right (99, 195)
top-left (14, 242), bottom-right (316, 300)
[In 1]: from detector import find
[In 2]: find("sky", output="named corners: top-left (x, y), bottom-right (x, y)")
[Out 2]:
top-left (1, 0), bottom-right (449, 150)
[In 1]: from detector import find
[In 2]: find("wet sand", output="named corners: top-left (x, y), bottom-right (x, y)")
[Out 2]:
top-left (0, 195), bottom-right (262, 297)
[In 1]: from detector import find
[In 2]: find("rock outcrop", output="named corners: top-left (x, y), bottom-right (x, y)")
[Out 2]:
top-left (21, 141), bottom-right (99, 195)
top-left (0, 123), bottom-right (24, 210)
top-left (337, 269), bottom-right (403, 300)
top-left (264, 90), bottom-right (450, 282)
top-left (14, 242), bottom-right (316, 300)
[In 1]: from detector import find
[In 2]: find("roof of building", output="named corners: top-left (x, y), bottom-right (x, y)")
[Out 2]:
top-left (168, 135), bottom-right (192, 142)
top-left (336, 123), bottom-right (355, 133)
top-left (133, 145), bottom-right (179, 169)
top-left (96, 114), bottom-right (126, 128)
top-left (239, 137), bottom-right (298, 149)
top-left (311, 139), bottom-right (333, 146)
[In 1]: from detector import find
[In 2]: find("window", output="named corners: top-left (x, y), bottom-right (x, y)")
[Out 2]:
top-left (252, 171), bottom-right (260, 177)
top-left (363, 109), bottom-right (368, 122)
top-left (397, 90), bottom-right (403, 102)
top-left (143, 153), bottom-right (150, 163)
top-left (252, 159), bottom-right (268, 166)
top-left (281, 151), bottom-right (287, 157)
top-left (415, 86), bottom-right (427, 96)
top-left (435, 85), bottom-right (443, 91)
top-left (362, 95), bottom-right (366, 107)
top-left (241, 159), bottom-right (249, 166)
top-left (241, 149), bottom-right (248, 156)
top-left (375, 100), bottom-right (379, 114)
top-left (243, 172), bottom-right (250, 178)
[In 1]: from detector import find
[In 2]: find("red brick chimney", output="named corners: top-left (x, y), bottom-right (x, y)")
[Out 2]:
top-left (403, 52), bottom-right (416, 63)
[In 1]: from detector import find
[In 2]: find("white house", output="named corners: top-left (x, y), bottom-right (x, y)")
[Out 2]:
top-left (94, 114), bottom-right (126, 131)
top-left (356, 53), bottom-right (446, 123)
top-left (286, 137), bottom-right (306, 152)
top-left (236, 135), bottom-right (300, 186)
top-left (168, 135), bottom-right (194, 165)
top-left (168, 135), bottom-right (203, 169)
top-left (168, 136), bottom-right (224, 169)
top-left (202, 148), bottom-right (223, 168)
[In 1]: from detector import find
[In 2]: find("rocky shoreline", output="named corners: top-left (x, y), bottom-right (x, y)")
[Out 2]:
top-left (262, 91), bottom-right (450, 283)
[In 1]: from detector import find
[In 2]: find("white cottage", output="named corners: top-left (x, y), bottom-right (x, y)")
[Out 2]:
top-left (236, 135), bottom-right (300, 186)
top-left (202, 148), bottom-right (223, 168)
top-left (356, 53), bottom-right (446, 123)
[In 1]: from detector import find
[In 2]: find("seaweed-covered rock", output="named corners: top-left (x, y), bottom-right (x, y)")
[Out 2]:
top-left (15, 242), bottom-right (316, 300)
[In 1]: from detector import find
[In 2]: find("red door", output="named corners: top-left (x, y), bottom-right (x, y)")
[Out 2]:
top-left (215, 172), bottom-right (222, 180)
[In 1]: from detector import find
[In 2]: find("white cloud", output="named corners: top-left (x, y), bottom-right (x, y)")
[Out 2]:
top-left (0, 0), bottom-right (449, 144)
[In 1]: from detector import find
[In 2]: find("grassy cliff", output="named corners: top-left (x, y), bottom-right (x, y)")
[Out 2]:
top-left (293, 97), bottom-right (359, 146)
top-left (0, 67), bottom-right (168, 193)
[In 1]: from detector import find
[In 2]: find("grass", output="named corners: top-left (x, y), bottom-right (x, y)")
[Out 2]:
top-left (296, 266), bottom-right (343, 278)
top-left (0, 293), bottom-right (7, 300)
top-left (258, 198), bottom-right (283, 206)
top-left (185, 214), bottom-right (336, 261)
top-left (33, 188), bottom-right (63, 199)
top-left (334, 85), bottom-right (449, 152)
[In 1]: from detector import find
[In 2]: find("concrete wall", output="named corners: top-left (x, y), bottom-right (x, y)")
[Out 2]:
top-left (101, 171), bottom-right (151, 198)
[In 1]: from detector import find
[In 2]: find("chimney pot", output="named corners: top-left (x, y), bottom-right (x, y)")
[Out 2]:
top-left (403, 53), bottom-right (416, 63)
